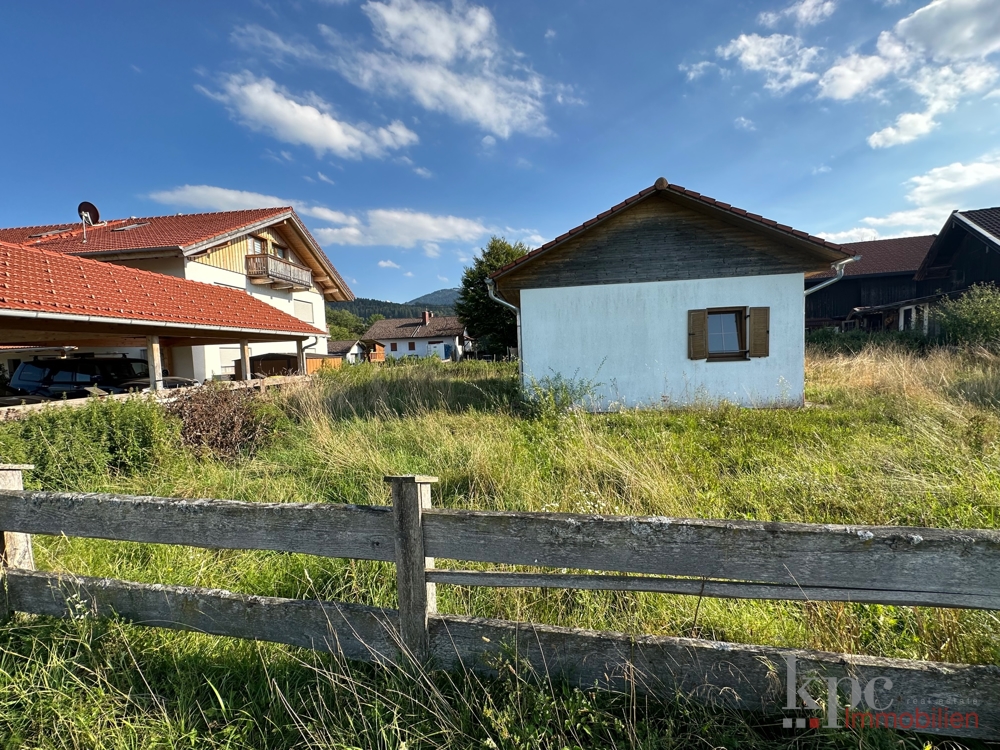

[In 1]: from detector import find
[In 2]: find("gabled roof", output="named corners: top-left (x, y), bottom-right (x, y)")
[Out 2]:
top-left (0, 208), bottom-right (354, 302)
top-left (915, 207), bottom-right (1000, 281)
top-left (0, 208), bottom-right (289, 254)
top-left (960, 207), bottom-right (1000, 244)
top-left (327, 339), bottom-right (362, 355)
top-left (363, 316), bottom-right (466, 341)
top-left (0, 240), bottom-right (325, 337)
top-left (808, 235), bottom-right (936, 280)
top-left (491, 177), bottom-right (851, 282)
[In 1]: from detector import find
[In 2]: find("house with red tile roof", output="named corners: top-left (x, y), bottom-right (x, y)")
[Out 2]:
top-left (0, 207), bottom-right (352, 381)
top-left (805, 206), bottom-right (1000, 332)
top-left (488, 178), bottom-right (853, 408)
top-left (362, 312), bottom-right (470, 360)
top-left (0, 240), bottom-right (327, 389)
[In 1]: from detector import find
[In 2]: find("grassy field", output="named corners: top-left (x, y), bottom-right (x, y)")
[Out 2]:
top-left (2, 348), bottom-right (1000, 748)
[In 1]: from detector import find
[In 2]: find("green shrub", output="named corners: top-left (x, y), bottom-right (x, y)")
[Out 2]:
top-left (0, 397), bottom-right (179, 490)
top-left (935, 283), bottom-right (1000, 349)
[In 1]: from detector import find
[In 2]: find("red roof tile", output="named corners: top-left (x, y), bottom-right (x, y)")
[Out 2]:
top-left (0, 208), bottom-right (291, 255)
top-left (807, 235), bottom-right (936, 279)
top-left (0, 240), bottom-right (324, 336)
top-left (491, 178), bottom-right (849, 280)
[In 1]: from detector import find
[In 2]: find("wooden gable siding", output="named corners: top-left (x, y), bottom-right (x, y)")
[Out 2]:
top-left (193, 226), bottom-right (320, 293)
top-left (194, 236), bottom-right (250, 274)
top-left (495, 194), bottom-right (828, 307)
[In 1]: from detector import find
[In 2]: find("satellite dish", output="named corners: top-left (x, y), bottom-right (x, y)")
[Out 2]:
top-left (77, 201), bottom-right (100, 225)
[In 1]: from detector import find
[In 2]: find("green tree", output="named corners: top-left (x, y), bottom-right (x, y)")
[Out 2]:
top-left (326, 308), bottom-right (367, 340)
top-left (455, 236), bottom-right (529, 355)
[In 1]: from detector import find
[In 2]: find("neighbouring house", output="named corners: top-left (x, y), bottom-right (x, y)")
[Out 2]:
top-left (363, 313), bottom-right (470, 360)
top-left (327, 339), bottom-right (367, 364)
top-left (805, 207), bottom-right (1000, 332)
top-left (0, 240), bottom-right (326, 391)
top-left (0, 208), bottom-right (353, 381)
top-left (488, 178), bottom-right (853, 409)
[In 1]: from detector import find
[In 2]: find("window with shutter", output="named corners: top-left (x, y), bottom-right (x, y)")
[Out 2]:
top-left (688, 309), bottom-right (708, 360)
top-left (748, 307), bottom-right (770, 358)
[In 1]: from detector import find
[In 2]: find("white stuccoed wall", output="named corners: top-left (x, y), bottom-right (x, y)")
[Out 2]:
top-left (520, 273), bottom-right (806, 409)
top-left (382, 336), bottom-right (462, 360)
top-left (183, 261), bottom-right (327, 381)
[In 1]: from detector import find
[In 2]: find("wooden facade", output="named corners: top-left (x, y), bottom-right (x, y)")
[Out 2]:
top-left (806, 219), bottom-right (1000, 330)
top-left (193, 227), bottom-right (321, 294)
top-left (495, 193), bottom-right (837, 308)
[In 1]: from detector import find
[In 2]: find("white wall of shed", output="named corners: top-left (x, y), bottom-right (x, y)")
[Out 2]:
top-left (381, 336), bottom-right (462, 360)
top-left (519, 274), bottom-right (806, 409)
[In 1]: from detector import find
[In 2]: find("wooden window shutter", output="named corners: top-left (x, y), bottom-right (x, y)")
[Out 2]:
top-left (748, 307), bottom-right (770, 358)
top-left (688, 309), bottom-right (708, 360)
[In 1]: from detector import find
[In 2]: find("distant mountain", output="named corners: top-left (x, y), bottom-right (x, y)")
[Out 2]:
top-left (328, 297), bottom-right (455, 320)
top-left (407, 288), bottom-right (460, 307)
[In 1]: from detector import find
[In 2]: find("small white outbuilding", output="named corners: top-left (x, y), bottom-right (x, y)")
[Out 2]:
top-left (489, 178), bottom-right (854, 409)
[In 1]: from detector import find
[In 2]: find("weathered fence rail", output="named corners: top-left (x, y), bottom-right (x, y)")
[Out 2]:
top-left (1, 467), bottom-right (998, 739)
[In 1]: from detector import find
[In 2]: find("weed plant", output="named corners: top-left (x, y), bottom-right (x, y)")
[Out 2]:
top-left (1, 352), bottom-right (998, 748)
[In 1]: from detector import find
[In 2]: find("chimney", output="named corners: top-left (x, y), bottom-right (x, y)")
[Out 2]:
top-left (421, 310), bottom-right (431, 325)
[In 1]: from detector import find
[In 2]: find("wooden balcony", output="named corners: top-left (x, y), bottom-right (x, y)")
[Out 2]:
top-left (246, 254), bottom-right (312, 291)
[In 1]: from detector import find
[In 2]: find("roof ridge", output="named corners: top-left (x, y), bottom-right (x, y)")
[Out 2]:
top-left (490, 178), bottom-right (849, 280)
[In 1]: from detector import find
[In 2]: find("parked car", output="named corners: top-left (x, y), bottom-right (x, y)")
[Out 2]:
top-left (9, 356), bottom-right (197, 399)
top-left (0, 384), bottom-right (50, 408)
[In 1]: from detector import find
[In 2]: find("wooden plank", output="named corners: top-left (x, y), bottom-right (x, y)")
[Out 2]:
top-left (4, 569), bottom-right (399, 663)
top-left (0, 491), bottom-right (395, 562)
top-left (429, 615), bottom-right (1000, 740)
top-left (423, 510), bottom-right (1000, 597)
top-left (426, 570), bottom-right (1000, 610)
top-left (0, 466), bottom-right (34, 574)
top-left (388, 476), bottom-right (437, 658)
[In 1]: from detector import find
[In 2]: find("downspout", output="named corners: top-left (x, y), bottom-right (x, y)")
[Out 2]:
top-left (804, 255), bottom-right (861, 297)
top-left (484, 277), bottom-right (523, 382)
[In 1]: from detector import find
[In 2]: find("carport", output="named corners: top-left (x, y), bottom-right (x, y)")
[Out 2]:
top-left (0, 241), bottom-right (325, 390)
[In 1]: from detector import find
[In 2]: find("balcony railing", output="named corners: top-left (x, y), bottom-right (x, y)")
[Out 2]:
top-left (246, 254), bottom-right (312, 291)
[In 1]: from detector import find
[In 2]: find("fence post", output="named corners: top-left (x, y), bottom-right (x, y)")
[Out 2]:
top-left (386, 474), bottom-right (438, 660)
top-left (0, 465), bottom-right (34, 573)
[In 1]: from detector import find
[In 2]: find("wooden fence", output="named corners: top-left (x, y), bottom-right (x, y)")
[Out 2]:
top-left (1, 466), bottom-right (998, 739)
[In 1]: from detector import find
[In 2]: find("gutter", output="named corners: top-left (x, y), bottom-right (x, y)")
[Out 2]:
top-left (484, 277), bottom-right (523, 381)
top-left (0, 308), bottom-right (323, 340)
top-left (804, 256), bottom-right (861, 297)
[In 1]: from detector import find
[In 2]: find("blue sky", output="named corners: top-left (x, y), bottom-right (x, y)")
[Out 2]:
top-left (2, 0), bottom-right (999, 302)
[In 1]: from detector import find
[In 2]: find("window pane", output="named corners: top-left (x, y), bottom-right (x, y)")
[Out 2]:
top-left (707, 312), bottom-right (741, 354)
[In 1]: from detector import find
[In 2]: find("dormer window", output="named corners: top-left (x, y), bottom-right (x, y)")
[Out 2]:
top-left (251, 237), bottom-right (265, 254)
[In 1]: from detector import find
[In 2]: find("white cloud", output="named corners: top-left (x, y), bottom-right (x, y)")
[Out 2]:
top-left (868, 62), bottom-right (998, 147)
top-left (813, 164), bottom-right (831, 174)
top-left (895, 0), bottom-right (1000, 61)
top-left (413, 166), bottom-right (433, 178)
top-left (481, 134), bottom-right (496, 147)
top-left (147, 184), bottom-right (361, 226)
top-left (437, 275), bottom-right (449, 282)
top-left (544, 29), bottom-right (556, 40)
top-left (759, 0), bottom-right (836, 28)
top-left (717, 34), bottom-right (822, 93)
top-left (734, 116), bottom-right (756, 130)
top-left (199, 72), bottom-right (418, 159)
top-left (233, 1), bottom-right (564, 139)
top-left (314, 208), bottom-right (487, 247)
top-left (679, 61), bottom-right (718, 81)
top-left (710, 0), bottom-right (1000, 148)
top-left (317, 171), bottom-right (336, 184)
top-left (378, 259), bottom-right (401, 268)
top-left (404, 271), bottom-right (414, 277)
top-left (820, 151), bottom-right (1000, 238)
top-left (151, 184), bottom-right (501, 251)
